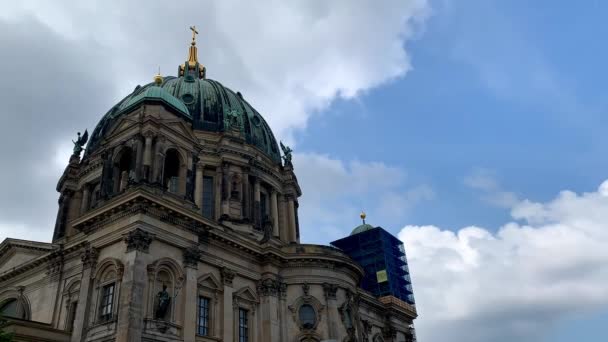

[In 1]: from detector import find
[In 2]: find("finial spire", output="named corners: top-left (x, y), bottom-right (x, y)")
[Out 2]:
top-left (188, 26), bottom-right (199, 65)
top-left (360, 211), bottom-right (367, 224)
top-left (179, 25), bottom-right (206, 79)
top-left (154, 66), bottom-right (163, 85)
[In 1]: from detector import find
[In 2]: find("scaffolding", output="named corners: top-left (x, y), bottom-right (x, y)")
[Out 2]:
top-left (331, 227), bottom-right (416, 305)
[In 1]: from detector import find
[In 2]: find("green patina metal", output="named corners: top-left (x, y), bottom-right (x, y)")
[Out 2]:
top-left (85, 76), bottom-right (282, 164)
top-left (118, 86), bottom-right (191, 119)
top-left (350, 223), bottom-right (375, 235)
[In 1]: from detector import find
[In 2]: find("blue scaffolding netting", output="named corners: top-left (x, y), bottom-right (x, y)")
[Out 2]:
top-left (331, 227), bottom-right (416, 305)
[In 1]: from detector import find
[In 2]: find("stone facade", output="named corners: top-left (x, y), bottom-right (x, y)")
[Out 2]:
top-left (0, 43), bottom-right (417, 342)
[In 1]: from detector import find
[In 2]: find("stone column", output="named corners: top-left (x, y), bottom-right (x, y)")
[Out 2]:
top-left (278, 282), bottom-right (288, 341)
top-left (323, 283), bottom-right (339, 339)
top-left (221, 164), bottom-right (230, 216)
top-left (270, 190), bottom-right (279, 238)
top-left (183, 247), bottom-right (202, 342)
top-left (116, 229), bottom-right (154, 342)
top-left (142, 134), bottom-right (153, 181)
top-left (194, 162), bottom-right (204, 209)
top-left (215, 166), bottom-right (222, 219)
top-left (287, 196), bottom-right (297, 243)
top-left (221, 267), bottom-right (235, 342)
top-left (253, 178), bottom-right (261, 228)
top-left (134, 136), bottom-right (144, 182)
top-left (242, 172), bottom-right (250, 220)
top-left (71, 245), bottom-right (98, 342)
top-left (257, 278), bottom-right (280, 340)
top-left (80, 185), bottom-right (90, 214)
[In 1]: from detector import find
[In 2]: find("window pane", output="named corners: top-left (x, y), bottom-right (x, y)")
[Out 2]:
top-left (100, 283), bottom-right (115, 320)
top-left (202, 176), bottom-right (215, 218)
top-left (197, 297), bottom-right (209, 336)
top-left (0, 299), bottom-right (18, 318)
top-left (298, 304), bottom-right (316, 329)
top-left (239, 308), bottom-right (248, 342)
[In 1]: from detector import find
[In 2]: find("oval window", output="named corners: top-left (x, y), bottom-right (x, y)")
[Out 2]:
top-left (182, 93), bottom-right (195, 104)
top-left (252, 116), bottom-right (261, 126)
top-left (298, 304), bottom-right (316, 329)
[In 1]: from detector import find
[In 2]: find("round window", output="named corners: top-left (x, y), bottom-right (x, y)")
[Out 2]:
top-left (181, 93), bottom-right (195, 104)
top-left (252, 116), bottom-right (261, 126)
top-left (298, 304), bottom-right (316, 329)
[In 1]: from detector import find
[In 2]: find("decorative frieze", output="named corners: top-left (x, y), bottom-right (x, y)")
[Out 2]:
top-left (124, 228), bottom-right (154, 253)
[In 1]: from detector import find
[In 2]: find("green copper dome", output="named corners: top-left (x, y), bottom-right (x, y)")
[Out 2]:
top-left (351, 223), bottom-right (375, 235)
top-left (85, 76), bottom-right (281, 163)
top-left (118, 85), bottom-right (190, 119)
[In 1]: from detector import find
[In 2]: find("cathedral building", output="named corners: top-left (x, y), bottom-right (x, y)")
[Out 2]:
top-left (0, 28), bottom-right (417, 342)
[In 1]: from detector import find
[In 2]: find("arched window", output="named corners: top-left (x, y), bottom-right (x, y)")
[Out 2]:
top-left (0, 299), bottom-right (19, 318)
top-left (163, 149), bottom-right (181, 194)
top-left (298, 304), bottom-right (316, 330)
top-left (0, 296), bottom-right (29, 320)
top-left (114, 147), bottom-right (134, 193)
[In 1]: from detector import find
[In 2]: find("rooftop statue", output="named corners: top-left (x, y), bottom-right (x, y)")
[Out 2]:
top-left (280, 141), bottom-right (293, 167)
top-left (72, 130), bottom-right (88, 157)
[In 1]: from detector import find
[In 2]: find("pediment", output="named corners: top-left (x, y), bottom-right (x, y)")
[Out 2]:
top-left (234, 286), bottom-right (259, 303)
top-left (160, 119), bottom-right (198, 142)
top-left (0, 239), bottom-right (53, 274)
top-left (197, 273), bottom-right (221, 290)
top-left (104, 114), bottom-right (139, 139)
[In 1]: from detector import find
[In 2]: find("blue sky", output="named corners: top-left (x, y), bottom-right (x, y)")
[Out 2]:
top-left (1, 1), bottom-right (607, 341)
top-left (299, 0), bottom-right (608, 235)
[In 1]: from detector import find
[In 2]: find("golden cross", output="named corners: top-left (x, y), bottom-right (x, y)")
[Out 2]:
top-left (190, 26), bottom-right (199, 43)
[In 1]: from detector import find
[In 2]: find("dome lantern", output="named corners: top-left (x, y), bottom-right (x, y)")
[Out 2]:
top-left (179, 25), bottom-right (206, 79)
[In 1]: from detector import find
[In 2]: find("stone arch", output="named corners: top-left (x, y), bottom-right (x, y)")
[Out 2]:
top-left (147, 258), bottom-right (185, 322)
top-left (162, 147), bottom-right (187, 195)
top-left (0, 288), bottom-right (31, 320)
top-left (372, 333), bottom-right (385, 342)
top-left (62, 278), bottom-right (81, 331)
top-left (294, 331), bottom-right (322, 342)
top-left (91, 258), bottom-right (124, 323)
top-left (112, 145), bottom-right (135, 193)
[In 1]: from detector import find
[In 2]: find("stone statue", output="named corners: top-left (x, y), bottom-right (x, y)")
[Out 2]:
top-left (280, 141), bottom-right (293, 166)
top-left (155, 285), bottom-right (171, 320)
top-left (72, 130), bottom-right (89, 156)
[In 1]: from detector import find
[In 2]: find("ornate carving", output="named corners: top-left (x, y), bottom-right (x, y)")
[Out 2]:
top-left (80, 244), bottom-right (98, 269)
top-left (221, 267), bottom-right (235, 286)
top-left (322, 282), bottom-right (338, 300)
top-left (278, 282), bottom-right (288, 300)
top-left (124, 228), bottom-right (154, 253)
top-left (46, 256), bottom-right (63, 277)
top-left (302, 282), bottom-right (310, 296)
top-left (257, 278), bottom-right (279, 297)
top-left (183, 246), bottom-right (202, 268)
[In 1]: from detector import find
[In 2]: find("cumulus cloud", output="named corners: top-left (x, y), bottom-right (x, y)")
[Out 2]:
top-left (0, 1), bottom-right (430, 241)
top-left (295, 153), bottom-right (432, 243)
top-left (399, 180), bottom-right (608, 342)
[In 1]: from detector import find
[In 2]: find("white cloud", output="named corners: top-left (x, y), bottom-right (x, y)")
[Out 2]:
top-left (295, 153), bottom-right (432, 243)
top-left (399, 180), bottom-right (608, 342)
top-left (0, 0), bottom-right (431, 241)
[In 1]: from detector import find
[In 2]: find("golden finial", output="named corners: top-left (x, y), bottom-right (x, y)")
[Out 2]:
top-left (190, 25), bottom-right (198, 45)
top-left (154, 66), bottom-right (163, 85)
top-left (188, 26), bottom-right (199, 65)
top-left (360, 211), bottom-right (367, 224)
